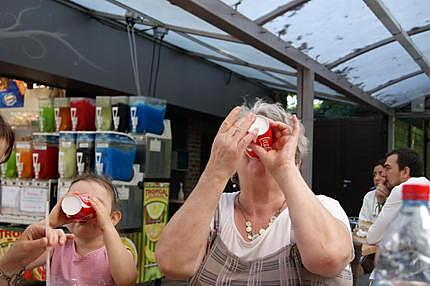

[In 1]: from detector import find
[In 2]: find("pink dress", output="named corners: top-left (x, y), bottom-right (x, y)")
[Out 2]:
top-left (50, 239), bottom-right (115, 286)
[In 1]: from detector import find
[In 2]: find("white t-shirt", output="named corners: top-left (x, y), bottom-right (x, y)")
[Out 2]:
top-left (358, 189), bottom-right (380, 224)
top-left (367, 176), bottom-right (430, 244)
top-left (212, 192), bottom-right (353, 261)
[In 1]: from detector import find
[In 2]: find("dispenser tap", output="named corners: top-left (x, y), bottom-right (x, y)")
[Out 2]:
top-left (95, 152), bottom-right (103, 175)
top-left (54, 107), bottom-right (61, 132)
top-left (71, 107), bottom-right (78, 131)
top-left (130, 107), bottom-right (138, 133)
top-left (77, 152), bottom-right (85, 175)
top-left (112, 107), bottom-right (119, 131)
top-left (32, 153), bottom-right (40, 180)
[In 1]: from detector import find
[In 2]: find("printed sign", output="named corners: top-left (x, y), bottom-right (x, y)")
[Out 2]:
top-left (0, 227), bottom-right (46, 281)
top-left (0, 78), bottom-right (25, 108)
top-left (142, 182), bottom-right (169, 282)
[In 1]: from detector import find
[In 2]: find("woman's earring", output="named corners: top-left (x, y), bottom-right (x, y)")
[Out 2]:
top-left (231, 173), bottom-right (239, 189)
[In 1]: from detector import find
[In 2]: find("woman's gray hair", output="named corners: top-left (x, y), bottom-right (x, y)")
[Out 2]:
top-left (242, 99), bottom-right (309, 164)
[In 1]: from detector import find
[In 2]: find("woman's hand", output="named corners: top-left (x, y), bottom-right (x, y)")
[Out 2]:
top-left (0, 223), bottom-right (72, 274)
top-left (206, 106), bottom-right (257, 180)
top-left (251, 115), bottom-right (300, 171)
top-left (45, 227), bottom-right (74, 247)
top-left (0, 224), bottom-right (47, 274)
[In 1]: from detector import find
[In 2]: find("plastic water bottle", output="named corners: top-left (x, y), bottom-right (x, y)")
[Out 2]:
top-left (373, 184), bottom-right (430, 285)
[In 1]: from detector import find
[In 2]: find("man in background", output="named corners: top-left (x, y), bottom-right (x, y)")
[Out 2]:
top-left (367, 148), bottom-right (429, 244)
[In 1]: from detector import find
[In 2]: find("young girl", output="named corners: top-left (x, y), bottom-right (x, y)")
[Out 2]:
top-left (30, 174), bottom-right (137, 286)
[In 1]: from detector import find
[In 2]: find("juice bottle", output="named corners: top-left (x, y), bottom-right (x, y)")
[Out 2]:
top-left (111, 96), bottom-right (130, 133)
top-left (32, 133), bottom-right (59, 180)
top-left (39, 98), bottom-right (55, 132)
top-left (96, 96), bottom-right (112, 131)
top-left (16, 141), bottom-right (33, 179)
top-left (70, 98), bottom-right (96, 131)
top-left (54, 97), bottom-right (72, 131)
top-left (76, 132), bottom-right (95, 175)
top-left (1, 149), bottom-right (16, 178)
top-left (59, 132), bottom-right (77, 179)
top-left (129, 96), bottom-right (166, 134)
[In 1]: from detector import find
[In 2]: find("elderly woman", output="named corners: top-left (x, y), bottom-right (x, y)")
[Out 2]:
top-left (156, 101), bottom-right (353, 285)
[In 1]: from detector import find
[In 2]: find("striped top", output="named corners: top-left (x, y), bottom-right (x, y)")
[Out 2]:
top-left (189, 205), bottom-right (353, 286)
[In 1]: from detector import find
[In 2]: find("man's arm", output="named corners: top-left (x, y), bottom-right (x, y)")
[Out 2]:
top-left (367, 188), bottom-right (402, 244)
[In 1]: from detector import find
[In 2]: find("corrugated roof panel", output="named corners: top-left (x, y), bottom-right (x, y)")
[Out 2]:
top-left (209, 60), bottom-right (286, 85)
top-left (221, 0), bottom-right (289, 20)
top-left (381, 0), bottom-right (430, 31)
top-left (193, 36), bottom-right (296, 72)
top-left (263, 0), bottom-right (392, 64)
top-left (411, 31), bottom-right (430, 60)
top-left (334, 42), bottom-right (420, 91)
top-left (374, 73), bottom-right (430, 107)
top-left (162, 31), bottom-right (231, 59)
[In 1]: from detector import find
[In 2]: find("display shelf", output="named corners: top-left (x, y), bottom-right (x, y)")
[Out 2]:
top-left (169, 199), bottom-right (185, 204)
top-left (0, 213), bottom-right (43, 225)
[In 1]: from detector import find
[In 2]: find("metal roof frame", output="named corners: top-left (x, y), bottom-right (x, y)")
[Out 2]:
top-left (61, 0), bottom-right (429, 111)
top-left (254, 0), bottom-right (310, 26)
top-left (174, 31), bottom-right (294, 86)
top-left (62, 0), bottom-right (297, 89)
top-left (367, 70), bottom-right (424, 94)
top-left (327, 23), bottom-right (430, 70)
top-left (363, 0), bottom-right (430, 79)
top-left (168, 0), bottom-right (392, 115)
top-left (186, 51), bottom-right (296, 76)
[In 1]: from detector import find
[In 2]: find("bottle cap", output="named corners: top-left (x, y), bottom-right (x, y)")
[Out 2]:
top-left (402, 184), bottom-right (430, 201)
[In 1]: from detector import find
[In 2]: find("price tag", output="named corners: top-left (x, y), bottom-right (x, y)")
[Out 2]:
top-left (1, 186), bottom-right (20, 209)
top-left (19, 188), bottom-right (48, 214)
top-left (96, 143), bottom-right (109, 148)
top-left (149, 139), bottom-right (161, 152)
top-left (117, 186), bottom-right (130, 200)
top-left (79, 143), bottom-right (89, 148)
top-left (61, 141), bottom-right (72, 147)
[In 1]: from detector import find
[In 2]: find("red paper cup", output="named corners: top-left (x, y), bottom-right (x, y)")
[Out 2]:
top-left (61, 194), bottom-right (95, 220)
top-left (246, 115), bottom-right (273, 158)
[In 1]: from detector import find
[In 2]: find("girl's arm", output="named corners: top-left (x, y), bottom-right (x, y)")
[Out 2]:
top-left (103, 225), bottom-right (137, 286)
top-left (89, 197), bottom-right (137, 286)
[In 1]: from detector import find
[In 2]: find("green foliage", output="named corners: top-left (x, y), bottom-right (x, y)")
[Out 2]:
top-left (314, 100), bottom-right (367, 118)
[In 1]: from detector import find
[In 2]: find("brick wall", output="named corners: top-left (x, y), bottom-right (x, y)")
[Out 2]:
top-left (184, 117), bottom-right (202, 196)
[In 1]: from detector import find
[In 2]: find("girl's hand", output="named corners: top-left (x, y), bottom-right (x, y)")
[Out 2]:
top-left (206, 107), bottom-right (257, 180)
top-left (89, 196), bottom-right (113, 232)
top-left (49, 193), bottom-right (79, 228)
top-left (250, 115), bottom-right (300, 172)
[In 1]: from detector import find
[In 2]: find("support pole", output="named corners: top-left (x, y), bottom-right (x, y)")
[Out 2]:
top-left (297, 67), bottom-right (314, 186)
top-left (387, 115), bottom-right (395, 151)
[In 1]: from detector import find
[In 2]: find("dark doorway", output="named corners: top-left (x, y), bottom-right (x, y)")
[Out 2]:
top-left (312, 116), bottom-right (388, 216)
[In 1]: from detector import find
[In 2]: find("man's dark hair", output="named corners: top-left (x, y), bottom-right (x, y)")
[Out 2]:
top-left (372, 159), bottom-right (386, 173)
top-left (0, 114), bottom-right (15, 164)
top-left (385, 148), bottom-right (423, 177)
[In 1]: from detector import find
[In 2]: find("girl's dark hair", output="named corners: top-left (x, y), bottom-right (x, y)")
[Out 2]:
top-left (70, 173), bottom-right (119, 211)
top-left (0, 114), bottom-right (15, 164)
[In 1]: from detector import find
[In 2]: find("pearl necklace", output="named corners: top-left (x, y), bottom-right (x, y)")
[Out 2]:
top-left (235, 195), bottom-right (286, 241)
